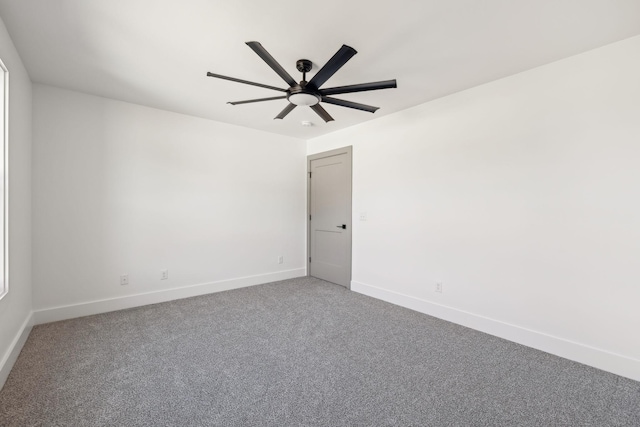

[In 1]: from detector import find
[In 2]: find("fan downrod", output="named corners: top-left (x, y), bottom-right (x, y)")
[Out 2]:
top-left (296, 59), bottom-right (312, 81)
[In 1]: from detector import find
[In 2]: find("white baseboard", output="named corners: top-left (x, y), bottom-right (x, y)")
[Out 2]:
top-left (0, 312), bottom-right (34, 390)
top-left (351, 280), bottom-right (640, 382)
top-left (34, 268), bottom-right (306, 325)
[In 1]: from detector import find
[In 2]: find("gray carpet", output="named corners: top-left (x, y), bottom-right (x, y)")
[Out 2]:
top-left (1, 277), bottom-right (638, 426)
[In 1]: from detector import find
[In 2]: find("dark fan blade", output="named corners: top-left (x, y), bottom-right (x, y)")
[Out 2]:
top-left (207, 72), bottom-right (286, 92)
top-left (275, 103), bottom-right (297, 120)
top-left (228, 96), bottom-right (287, 105)
top-left (246, 41), bottom-right (297, 87)
top-left (321, 97), bottom-right (379, 113)
top-left (310, 104), bottom-right (334, 122)
top-left (320, 79), bottom-right (397, 96)
top-left (308, 45), bottom-right (357, 89)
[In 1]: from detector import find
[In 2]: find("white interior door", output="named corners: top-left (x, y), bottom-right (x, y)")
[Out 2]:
top-left (308, 147), bottom-right (352, 288)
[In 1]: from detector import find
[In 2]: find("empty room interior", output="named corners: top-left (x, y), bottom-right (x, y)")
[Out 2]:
top-left (1, 1), bottom-right (639, 425)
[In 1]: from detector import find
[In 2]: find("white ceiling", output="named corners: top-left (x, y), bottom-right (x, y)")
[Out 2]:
top-left (1, 0), bottom-right (639, 139)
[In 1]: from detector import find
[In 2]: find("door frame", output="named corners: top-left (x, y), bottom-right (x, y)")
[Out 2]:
top-left (307, 146), bottom-right (353, 288)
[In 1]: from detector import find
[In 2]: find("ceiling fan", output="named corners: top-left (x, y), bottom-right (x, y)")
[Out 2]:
top-left (206, 41), bottom-right (397, 122)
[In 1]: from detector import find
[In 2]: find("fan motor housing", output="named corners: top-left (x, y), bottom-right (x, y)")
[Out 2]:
top-left (287, 82), bottom-right (321, 106)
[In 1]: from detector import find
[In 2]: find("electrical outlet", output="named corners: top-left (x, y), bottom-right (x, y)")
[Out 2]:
top-left (435, 282), bottom-right (443, 293)
top-left (161, 269), bottom-right (168, 280)
top-left (359, 212), bottom-right (367, 221)
top-left (120, 274), bottom-right (129, 286)
top-left (278, 256), bottom-right (284, 265)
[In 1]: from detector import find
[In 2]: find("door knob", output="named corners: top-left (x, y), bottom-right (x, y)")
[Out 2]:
top-left (336, 224), bottom-right (346, 229)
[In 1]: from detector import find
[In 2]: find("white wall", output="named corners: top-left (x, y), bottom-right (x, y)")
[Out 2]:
top-left (32, 85), bottom-right (306, 320)
top-left (308, 36), bottom-right (640, 380)
top-left (0, 14), bottom-right (33, 387)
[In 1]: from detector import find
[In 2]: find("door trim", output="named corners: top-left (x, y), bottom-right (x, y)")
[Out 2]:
top-left (307, 146), bottom-right (353, 288)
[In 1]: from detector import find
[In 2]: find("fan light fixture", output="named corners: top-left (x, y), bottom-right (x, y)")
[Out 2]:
top-left (288, 93), bottom-right (320, 106)
top-left (207, 42), bottom-right (397, 123)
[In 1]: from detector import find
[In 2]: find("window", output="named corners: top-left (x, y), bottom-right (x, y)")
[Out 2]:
top-left (0, 57), bottom-right (7, 300)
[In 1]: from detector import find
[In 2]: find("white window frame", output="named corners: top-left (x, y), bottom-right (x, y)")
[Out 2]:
top-left (0, 57), bottom-right (8, 301)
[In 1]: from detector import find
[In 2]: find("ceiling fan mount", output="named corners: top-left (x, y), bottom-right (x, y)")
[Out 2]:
top-left (295, 59), bottom-right (313, 74)
top-left (206, 41), bottom-right (397, 123)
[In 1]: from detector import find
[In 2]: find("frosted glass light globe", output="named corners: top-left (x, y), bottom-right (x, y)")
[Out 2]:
top-left (288, 93), bottom-right (320, 106)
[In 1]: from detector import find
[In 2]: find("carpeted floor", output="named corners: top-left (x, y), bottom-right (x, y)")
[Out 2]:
top-left (1, 277), bottom-right (639, 426)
